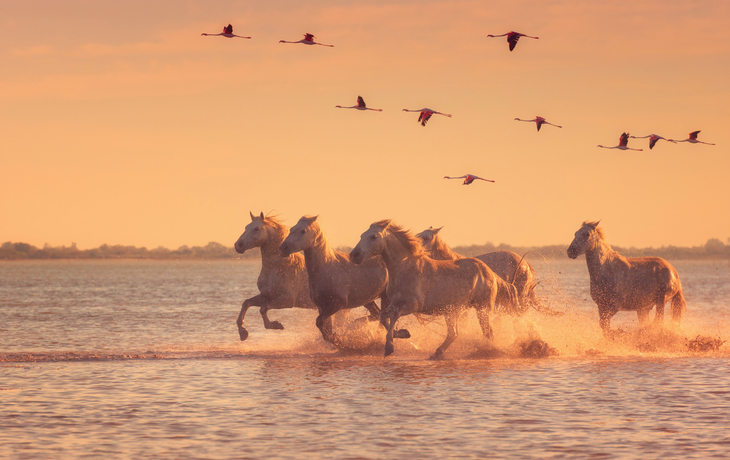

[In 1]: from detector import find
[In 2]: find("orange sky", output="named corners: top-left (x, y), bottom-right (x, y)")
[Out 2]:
top-left (1, 0), bottom-right (729, 250)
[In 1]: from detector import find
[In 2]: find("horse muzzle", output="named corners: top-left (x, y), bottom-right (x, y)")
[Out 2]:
top-left (349, 249), bottom-right (363, 264)
top-left (279, 243), bottom-right (292, 257)
top-left (566, 245), bottom-right (579, 259)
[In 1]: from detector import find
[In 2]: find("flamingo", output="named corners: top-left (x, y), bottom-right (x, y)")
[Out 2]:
top-left (201, 24), bottom-right (251, 39)
top-left (668, 131), bottom-right (715, 145)
top-left (487, 31), bottom-right (539, 51)
top-left (402, 108), bottom-right (452, 126)
top-left (443, 174), bottom-right (495, 185)
top-left (515, 116), bottom-right (562, 131)
top-left (629, 134), bottom-right (676, 150)
top-left (597, 132), bottom-right (643, 151)
top-left (336, 96), bottom-right (382, 111)
top-left (279, 33), bottom-right (334, 47)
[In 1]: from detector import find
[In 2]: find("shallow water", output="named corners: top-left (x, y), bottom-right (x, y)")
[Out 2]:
top-left (1, 259), bottom-right (729, 459)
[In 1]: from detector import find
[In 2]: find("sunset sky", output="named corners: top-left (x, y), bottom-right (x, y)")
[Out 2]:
top-left (2, 0), bottom-right (728, 250)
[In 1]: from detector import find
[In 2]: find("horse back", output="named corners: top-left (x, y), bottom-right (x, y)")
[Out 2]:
top-left (592, 255), bottom-right (681, 308)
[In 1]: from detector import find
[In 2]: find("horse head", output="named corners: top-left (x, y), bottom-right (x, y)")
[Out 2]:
top-left (567, 220), bottom-right (601, 259)
top-left (279, 215), bottom-right (319, 257)
top-left (234, 212), bottom-right (270, 254)
top-left (416, 226), bottom-right (443, 253)
top-left (350, 220), bottom-right (391, 264)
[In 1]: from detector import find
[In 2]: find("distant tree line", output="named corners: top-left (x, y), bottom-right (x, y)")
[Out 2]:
top-left (2, 238), bottom-right (730, 261)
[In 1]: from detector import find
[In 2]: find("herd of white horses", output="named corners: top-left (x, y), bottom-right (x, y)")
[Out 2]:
top-left (234, 213), bottom-right (686, 359)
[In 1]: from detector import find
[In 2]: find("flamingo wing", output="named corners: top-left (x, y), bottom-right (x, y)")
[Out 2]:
top-left (357, 96), bottom-right (366, 108)
top-left (304, 33), bottom-right (315, 41)
top-left (536, 118), bottom-right (545, 131)
top-left (225, 24), bottom-right (233, 34)
top-left (508, 32), bottom-right (520, 51)
top-left (619, 132), bottom-right (629, 147)
top-left (649, 136), bottom-right (659, 149)
top-left (464, 175), bottom-right (476, 185)
top-left (689, 131), bottom-right (700, 140)
top-left (420, 111), bottom-right (433, 126)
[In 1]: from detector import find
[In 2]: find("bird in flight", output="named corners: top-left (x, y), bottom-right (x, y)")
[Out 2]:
top-left (444, 174), bottom-right (495, 185)
top-left (279, 33), bottom-right (334, 47)
top-left (201, 24), bottom-right (251, 39)
top-left (515, 116), bottom-right (562, 131)
top-left (668, 131), bottom-right (715, 145)
top-left (629, 134), bottom-right (676, 150)
top-left (487, 31), bottom-right (539, 51)
top-left (598, 132), bottom-right (643, 151)
top-left (336, 96), bottom-right (382, 111)
top-left (402, 108), bottom-right (452, 126)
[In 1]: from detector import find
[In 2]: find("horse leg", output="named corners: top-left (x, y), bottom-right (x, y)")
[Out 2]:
top-left (476, 308), bottom-right (495, 341)
top-left (362, 300), bottom-right (381, 322)
top-left (260, 305), bottom-right (285, 330)
top-left (430, 312), bottom-right (459, 360)
top-left (636, 308), bottom-right (651, 327)
top-left (597, 304), bottom-right (616, 336)
top-left (237, 294), bottom-right (266, 341)
top-left (379, 299), bottom-right (411, 340)
top-left (315, 311), bottom-right (340, 347)
top-left (653, 294), bottom-right (666, 325)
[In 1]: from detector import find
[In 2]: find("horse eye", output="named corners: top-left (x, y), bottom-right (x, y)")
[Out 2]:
top-left (370, 235), bottom-right (377, 240)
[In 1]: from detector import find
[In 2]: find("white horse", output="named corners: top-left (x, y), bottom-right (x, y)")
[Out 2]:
top-left (233, 212), bottom-right (315, 340)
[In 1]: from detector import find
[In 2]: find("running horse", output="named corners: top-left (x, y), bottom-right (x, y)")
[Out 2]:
top-left (234, 212), bottom-right (315, 340)
top-left (350, 220), bottom-right (499, 359)
top-left (416, 226), bottom-right (533, 314)
top-left (567, 221), bottom-right (686, 334)
top-left (279, 215), bottom-right (389, 347)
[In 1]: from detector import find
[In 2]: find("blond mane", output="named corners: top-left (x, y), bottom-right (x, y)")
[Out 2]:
top-left (382, 222), bottom-right (426, 256)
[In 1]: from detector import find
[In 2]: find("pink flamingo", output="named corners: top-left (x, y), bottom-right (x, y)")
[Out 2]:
top-left (598, 132), bottom-right (642, 151)
top-left (629, 134), bottom-right (676, 150)
top-left (668, 131), bottom-right (715, 145)
top-left (201, 24), bottom-right (251, 39)
top-left (279, 33), bottom-right (334, 47)
top-left (487, 31), bottom-right (539, 51)
top-left (336, 96), bottom-right (382, 111)
top-left (514, 116), bottom-right (562, 131)
top-left (443, 174), bottom-right (495, 185)
top-left (402, 108), bottom-right (452, 126)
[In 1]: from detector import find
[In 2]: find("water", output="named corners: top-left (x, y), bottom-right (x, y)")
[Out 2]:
top-left (1, 259), bottom-right (729, 459)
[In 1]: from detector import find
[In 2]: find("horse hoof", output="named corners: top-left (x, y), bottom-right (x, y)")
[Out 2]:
top-left (428, 352), bottom-right (444, 361)
top-left (267, 321), bottom-right (285, 330)
top-left (384, 343), bottom-right (395, 357)
top-left (394, 329), bottom-right (411, 339)
top-left (238, 327), bottom-right (249, 341)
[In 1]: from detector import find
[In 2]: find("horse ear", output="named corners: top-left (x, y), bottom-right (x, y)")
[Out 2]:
top-left (434, 226), bottom-right (444, 234)
top-left (250, 211), bottom-right (255, 221)
top-left (373, 219), bottom-right (391, 229)
top-left (260, 212), bottom-right (265, 220)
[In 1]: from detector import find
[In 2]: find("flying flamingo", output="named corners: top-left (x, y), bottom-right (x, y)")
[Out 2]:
top-left (279, 33), bottom-right (334, 47)
top-left (487, 31), bottom-right (539, 51)
top-left (336, 96), bottom-right (382, 111)
top-left (201, 24), bottom-right (251, 39)
top-left (629, 134), bottom-right (676, 150)
top-left (402, 108), bottom-right (452, 126)
top-left (514, 116), bottom-right (562, 131)
top-left (668, 131), bottom-right (715, 145)
top-left (443, 174), bottom-right (495, 185)
top-left (597, 132), bottom-right (643, 151)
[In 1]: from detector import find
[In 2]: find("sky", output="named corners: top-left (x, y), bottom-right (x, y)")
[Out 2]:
top-left (1, 0), bottom-right (729, 250)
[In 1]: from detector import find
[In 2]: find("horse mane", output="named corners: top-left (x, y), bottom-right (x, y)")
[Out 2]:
top-left (431, 233), bottom-right (462, 259)
top-left (261, 214), bottom-right (288, 236)
top-left (383, 222), bottom-right (426, 256)
top-left (582, 220), bottom-right (618, 256)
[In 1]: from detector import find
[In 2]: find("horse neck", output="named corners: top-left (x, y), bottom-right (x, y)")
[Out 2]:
top-left (302, 228), bottom-right (337, 271)
top-left (584, 238), bottom-right (617, 278)
top-left (381, 233), bottom-right (416, 276)
top-left (431, 236), bottom-right (462, 260)
top-left (259, 227), bottom-right (288, 265)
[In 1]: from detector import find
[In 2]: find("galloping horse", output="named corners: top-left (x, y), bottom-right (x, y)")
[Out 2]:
top-left (350, 220), bottom-right (499, 359)
top-left (416, 226), bottom-right (534, 314)
top-left (279, 215), bottom-right (389, 346)
top-left (567, 221), bottom-right (686, 334)
top-left (234, 212), bottom-right (315, 341)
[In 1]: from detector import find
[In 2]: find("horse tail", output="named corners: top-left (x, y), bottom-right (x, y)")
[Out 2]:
top-left (670, 288), bottom-right (686, 324)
